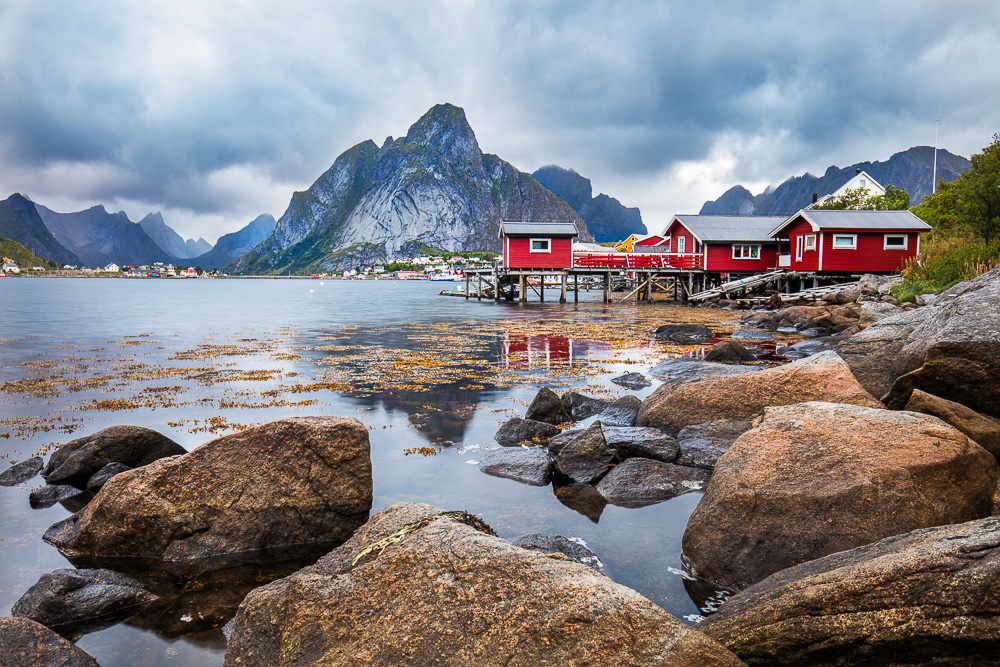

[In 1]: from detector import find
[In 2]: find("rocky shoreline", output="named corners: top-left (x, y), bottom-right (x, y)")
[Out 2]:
top-left (3, 267), bottom-right (1000, 665)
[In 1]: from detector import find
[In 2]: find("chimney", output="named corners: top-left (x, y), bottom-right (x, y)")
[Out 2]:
top-left (812, 193), bottom-right (818, 204)
top-left (856, 168), bottom-right (861, 174)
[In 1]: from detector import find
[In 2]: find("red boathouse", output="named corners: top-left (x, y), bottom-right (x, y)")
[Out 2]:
top-left (660, 215), bottom-right (787, 272)
top-left (499, 222), bottom-right (579, 270)
top-left (768, 209), bottom-right (931, 273)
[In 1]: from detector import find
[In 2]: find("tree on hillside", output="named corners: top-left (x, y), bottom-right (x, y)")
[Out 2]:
top-left (813, 184), bottom-right (910, 211)
top-left (915, 133), bottom-right (1000, 243)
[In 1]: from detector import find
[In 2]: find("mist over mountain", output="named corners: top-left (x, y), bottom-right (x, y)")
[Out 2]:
top-left (0, 194), bottom-right (80, 266)
top-left (191, 214), bottom-right (276, 269)
top-left (37, 203), bottom-right (177, 268)
top-left (532, 165), bottom-right (645, 242)
top-left (699, 146), bottom-right (970, 216)
top-left (230, 103), bottom-right (588, 275)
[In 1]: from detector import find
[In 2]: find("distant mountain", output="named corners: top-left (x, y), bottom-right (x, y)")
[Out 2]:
top-left (191, 214), bottom-right (276, 269)
top-left (699, 146), bottom-right (971, 216)
top-left (532, 165), bottom-right (645, 242)
top-left (37, 204), bottom-right (176, 268)
top-left (138, 213), bottom-right (211, 259)
top-left (0, 237), bottom-right (59, 270)
top-left (0, 194), bottom-right (80, 266)
top-left (230, 103), bottom-right (589, 275)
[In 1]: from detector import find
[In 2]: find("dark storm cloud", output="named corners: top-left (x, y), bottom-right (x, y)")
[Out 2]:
top-left (0, 0), bottom-right (998, 238)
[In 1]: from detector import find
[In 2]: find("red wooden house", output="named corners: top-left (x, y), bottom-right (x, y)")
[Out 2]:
top-left (499, 222), bottom-right (578, 269)
top-left (768, 210), bottom-right (930, 273)
top-left (660, 215), bottom-right (787, 271)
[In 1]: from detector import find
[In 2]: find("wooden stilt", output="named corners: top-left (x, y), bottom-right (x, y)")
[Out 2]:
top-left (519, 274), bottom-right (526, 302)
top-left (477, 273), bottom-right (482, 301)
top-left (540, 275), bottom-right (545, 302)
top-left (465, 274), bottom-right (470, 300)
top-left (574, 273), bottom-right (579, 303)
top-left (560, 273), bottom-right (567, 303)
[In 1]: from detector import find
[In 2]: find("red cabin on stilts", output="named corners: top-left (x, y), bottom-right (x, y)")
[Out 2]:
top-left (499, 222), bottom-right (579, 269)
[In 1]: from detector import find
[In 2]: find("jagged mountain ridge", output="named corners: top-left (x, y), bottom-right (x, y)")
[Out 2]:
top-left (532, 165), bottom-right (646, 242)
top-left (700, 146), bottom-right (970, 216)
top-left (191, 214), bottom-right (276, 269)
top-left (37, 203), bottom-right (178, 268)
top-left (139, 213), bottom-right (210, 259)
top-left (0, 194), bottom-right (80, 265)
top-left (230, 104), bottom-right (589, 275)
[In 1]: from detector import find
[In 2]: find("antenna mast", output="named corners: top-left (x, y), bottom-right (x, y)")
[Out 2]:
top-left (932, 119), bottom-right (939, 194)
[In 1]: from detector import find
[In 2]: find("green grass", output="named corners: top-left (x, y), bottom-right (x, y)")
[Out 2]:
top-left (0, 238), bottom-right (57, 270)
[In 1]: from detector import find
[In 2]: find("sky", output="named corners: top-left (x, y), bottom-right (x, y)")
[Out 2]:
top-left (2, 1), bottom-right (999, 244)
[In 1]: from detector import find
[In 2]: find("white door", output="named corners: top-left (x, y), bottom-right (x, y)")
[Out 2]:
top-left (795, 236), bottom-right (803, 262)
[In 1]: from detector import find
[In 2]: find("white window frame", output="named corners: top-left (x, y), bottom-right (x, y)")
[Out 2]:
top-left (677, 236), bottom-right (686, 254)
top-left (795, 236), bottom-right (804, 262)
top-left (529, 238), bottom-right (551, 253)
top-left (803, 234), bottom-right (817, 251)
top-left (832, 233), bottom-right (857, 250)
top-left (884, 233), bottom-right (908, 250)
top-left (732, 244), bottom-right (761, 260)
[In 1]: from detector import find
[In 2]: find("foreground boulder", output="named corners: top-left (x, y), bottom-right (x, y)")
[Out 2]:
top-left (905, 389), bottom-right (1000, 459)
top-left (524, 387), bottom-right (567, 424)
top-left (638, 351), bottom-right (882, 433)
top-left (840, 266), bottom-right (1000, 415)
top-left (683, 402), bottom-right (998, 592)
top-left (596, 395), bottom-right (642, 426)
top-left (675, 420), bottom-right (752, 470)
top-left (42, 425), bottom-right (186, 488)
top-left (224, 503), bottom-right (744, 666)
top-left (648, 358), bottom-right (762, 385)
top-left (703, 339), bottom-right (756, 363)
top-left (44, 417), bottom-right (372, 563)
top-left (0, 617), bottom-right (99, 666)
top-left (596, 458), bottom-right (708, 508)
top-left (553, 422), bottom-right (617, 483)
top-left (701, 516), bottom-right (1000, 666)
top-left (560, 391), bottom-right (610, 420)
top-left (478, 447), bottom-right (553, 486)
top-left (12, 568), bottom-right (157, 635)
top-left (0, 457), bottom-right (43, 486)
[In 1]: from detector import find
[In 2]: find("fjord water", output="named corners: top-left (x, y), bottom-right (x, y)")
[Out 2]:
top-left (1, 278), bottom-right (719, 667)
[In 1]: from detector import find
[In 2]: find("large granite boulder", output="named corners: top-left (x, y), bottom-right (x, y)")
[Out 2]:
top-left (494, 417), bottom-right (559, 447)
top-left (638, 351), bottom-right (881, 433)
top-left (683, 402), bottom-right (998, 592)
top-left (596, 458), bottom-right (709, 508)
top-left (12, 568), bottom-right (157, 635)
top-left (42, 425), bottom-right (186, 488)
top-left (700, 516), bottom-right (1000, 666)
top-left (840, 266), bottom-right (1000, 415)
top-left (905, 389), bottom-right (1000, 459)
top-left (224, 503), bottom-right (744, 666)
top-left (524, 387), bottom-right (567, 424)
top-left (596, 395), bottom-right (642, 427)
top-left (552, 422), bottom-right (617, 483)
top-left (602, 426), bottom-right (679, 462)
top-left (43, 417), bottom-right (372, 563)
top-left (0, 617), bottom-right (100, 666)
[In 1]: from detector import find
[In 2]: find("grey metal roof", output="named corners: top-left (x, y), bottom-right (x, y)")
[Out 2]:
top-left (499, 221), bottom-right (579, 236)
top-left (769, 209), bottom-right (932, 237)
top-left (672, 216), bottom-right (787, 243)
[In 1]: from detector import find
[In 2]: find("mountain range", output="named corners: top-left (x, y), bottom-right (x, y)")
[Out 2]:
top-left (0, 194), bottom-right (80, 266)
top-left (531, 165), bottom-right (646, 242)
top-left (229, 103), bottom-right (588, 275)
top-left (190, 214), bottom-right (276, 269)
top-left (699, 146), bottom-right (970, 216)
top-left (138, 213), bottom-right (211, 259)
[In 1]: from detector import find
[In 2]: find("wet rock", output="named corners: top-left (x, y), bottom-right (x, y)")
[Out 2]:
top-left (29, 485), bottom-right (86, 509)
top-left (478, 447), bottom-right (553, 487)
top-left (822, 287), bottom-right (861, 304)
top-left (703, 339), bottom-right (757, 363)
top-left (774, 337), bottom-right (835, 360)
top-left (553, 481), bottom-right (607, 523)
top-left (648, 358), bottom-right (763, 385)
top-left (512, 533), bottom-right (605, 571)
top-left (638, 351), bottom-right (882, 433)
top-left (651, 323), bottom-right (715, 343)
top-left (905, 389), bottom-right (1000, 459)
top-left (85, 462), bottom-right (132, 492)
top-left (729, 329), bottom-right (774, 343)
top-left (596, 395), bottom-right (642, 427)
top-left (0, 617), bottom-right (99, 666)
top-left (43, 417), bottom-right (373, 563)
top-left (597, 459), bottom-right (709, 508)
top-left (701, 516), bottom-right (1000, 667)
top-left (560, 391), bottom-right (610, 420)
top-left (12, 568), bottom-right (157, 635)
top-left (546, 428), bottom-right (582, 456)
top-left (675, 420), bottom-right (753, 470)
top-left (494, 417), bottom-right (559, 447)
top-left (553, 422), bottom-right (617, 483)
top-left (225, 502), bottom-right (744, 667)
top-left (610, 372), bottom-right (651, 390)
top-left (603, 426), bottom-right (679, 462)
top-left (42, 425), bottom-right (186, 488)
top-left (0, 456), bottom-right (43, 486)
top-left (858, 301), bottom-right (903, 328)
top-left (523, 387), bottom-right (566, 425)
top-left (682, 402), bottom-right (998, 592)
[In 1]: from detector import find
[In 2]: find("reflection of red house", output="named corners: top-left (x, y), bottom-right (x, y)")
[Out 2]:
top-left (659, 216), bottom-right (787, 271)
top-left (500, 222), bottom-right (579, 269)
top-left (768, 210), bottom-right (930, 273)
top-left (500, 334), bottom-right (605, 369)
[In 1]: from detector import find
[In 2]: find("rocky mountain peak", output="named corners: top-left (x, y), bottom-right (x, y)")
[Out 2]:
top-left (403, 103), bottom-right (482, 168)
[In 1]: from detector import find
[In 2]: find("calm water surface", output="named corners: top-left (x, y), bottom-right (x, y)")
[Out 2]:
top-left (0, 277), bottom-right (758, 666)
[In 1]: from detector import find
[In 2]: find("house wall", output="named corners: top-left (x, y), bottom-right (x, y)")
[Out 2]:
top-left (819, 230), bottom-right (920, 272)
top-left (784, 218), bottom-right (821, 271)
top-left (705, 243), bottom-right (780, 272)
top-left (504, 236), bottom-right (574, 269)
top-left (662, 220), bottom-right (701, 267)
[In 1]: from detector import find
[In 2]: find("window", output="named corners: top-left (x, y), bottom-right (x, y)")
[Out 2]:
top-left (529, 238), bottom-right (551, 253)
top-left (796, 236), bottom-right (804, 262)
top-left (732, 244), bottom-right (761, 260)
top-left (664, 237), bottom-right (671, 252)
top-left (832, 234), bottom-right (857, 249)
top-left (884, 234), bottom-right (908, 250)
top-left (678, 236), bottom-right (686, 254)
top-left (803, 234), bottom-right (817, 251)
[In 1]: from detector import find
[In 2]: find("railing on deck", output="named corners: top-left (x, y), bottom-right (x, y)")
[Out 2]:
top-left (572, 252), bottom-right (703, 270)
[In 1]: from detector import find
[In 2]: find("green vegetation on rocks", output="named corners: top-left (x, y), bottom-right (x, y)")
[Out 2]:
top-left (0, 238), bottom-right (57, 270)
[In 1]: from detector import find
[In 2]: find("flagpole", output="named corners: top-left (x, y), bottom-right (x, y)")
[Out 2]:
top-left (932, 119), bottom-right (939, 194)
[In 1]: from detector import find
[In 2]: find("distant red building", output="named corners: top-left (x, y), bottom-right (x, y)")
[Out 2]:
top-left (499, 222), bottom-right (578, 269)
top-left (768, 210), bottom-right (930, 273)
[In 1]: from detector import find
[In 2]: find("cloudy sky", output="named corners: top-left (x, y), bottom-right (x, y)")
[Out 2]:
top-left (2, 1), bottom-right (999, 243)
